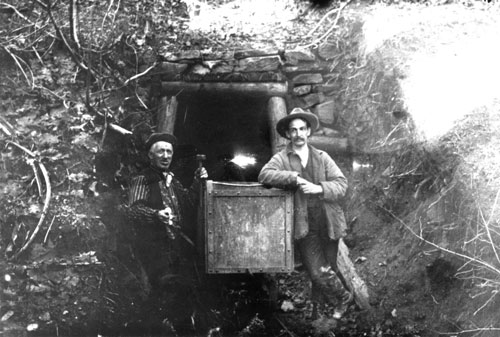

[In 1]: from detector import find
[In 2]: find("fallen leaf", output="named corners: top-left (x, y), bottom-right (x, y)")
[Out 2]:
top-left (26, 323), bottom-right (38, 331)
top-left (1, 311), bottom-right (14, 322)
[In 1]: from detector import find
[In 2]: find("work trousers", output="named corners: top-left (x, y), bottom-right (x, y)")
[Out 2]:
top-left (297, 200), bottom-right (346, 305)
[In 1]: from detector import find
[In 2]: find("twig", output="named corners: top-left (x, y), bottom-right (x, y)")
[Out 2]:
top-left (28, 158), bottom-right (43, 197)
top-left (108, 123), bottom-right (132, 135)
top-left (43, 215), bottom-right (56, 244)
top-left (0, 3), bottom-right (33, 23)
top-left (305, 6), bottom-right (342, 38)
top-left (124, 62), bottom-right (158, 85)
top-left (273, 315), bottom-right (297, 337)
top-left (436, 327), bottom-right (500, 335)
top-left (69, 0), bottom-right (81, 51)
top-left (0, 121), bottom-right (12, 136)
top-left (6, 141), bottom-right (36, 157)
top-left (481, 189), bottom-right (500, 266)
top-left (473, 290), bottom-right (498, 316)
top-left (3, 46), bottom-right (33, 87)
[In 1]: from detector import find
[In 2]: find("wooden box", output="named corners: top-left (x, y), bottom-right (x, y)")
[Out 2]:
top-left (204, 181), bottom-right (294, 274)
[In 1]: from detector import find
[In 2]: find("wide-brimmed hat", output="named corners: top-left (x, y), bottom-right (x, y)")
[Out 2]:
top-left (145, 132), bottom-right (177, 150)
top-left (276, 107), bottom-right (319, 138)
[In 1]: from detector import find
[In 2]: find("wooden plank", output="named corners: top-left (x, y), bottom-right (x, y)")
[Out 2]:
top-left (157, 96), bottom-right (177, 134)
top-left (161, 81), bottom-right (288, 97)
top-left (337, 239), bottom-right (371, 310)
top-left (268, 97), bottom-right (288, 154)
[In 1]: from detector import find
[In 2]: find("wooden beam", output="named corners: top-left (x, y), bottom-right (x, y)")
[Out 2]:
top-left (161, 81), bottom-right (288, 97)
top-left (157, 96), bottom-right (178, 134)
top-left (309, 135), bottom-right (349, 154)
top-left (267, 97), bottom-right (288, 154)
top-left (337, 239), bottom-right (371, 310)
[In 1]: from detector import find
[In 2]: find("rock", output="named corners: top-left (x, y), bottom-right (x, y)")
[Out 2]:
top-left (282, 63), bottom-right (322, 72)
top-left (323, 127), bottom-right (341, 137)
top-left (189, 64), bottom-right (210, 76)
top-left (166, 50), bottom-right (201, 61)
top-left (284, 50), bottom-right (316, 65)
top-left (318, 42), bottom-right (339, 60)
top-left (293, 85), bottom-right (312, 96)
top-left (292, 73), bottom-right (323, 85)
top-left (202, 50), bottom-right (235, 60)
top-left (294, 93), bottom-right (325, 109)
top-left (321, 82), bottom-right (342, 94)
top-left (234, 49), bottom-right (280, 59)
top-left (157, 62), bottom-right (188, 79)
top-left (313, 100), bottom-right (335, 124)
top-left (209, 61), bottom-right (235, 74)
top-left (235, 56), bottom-right (281, 72)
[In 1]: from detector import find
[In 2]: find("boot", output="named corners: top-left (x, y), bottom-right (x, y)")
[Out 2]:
top-left (320, 266), bottom-right (353, 319)
top-left (333, 288), bottom-right (353, 319)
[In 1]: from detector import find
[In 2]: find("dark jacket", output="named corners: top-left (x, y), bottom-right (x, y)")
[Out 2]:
top-left (258, 144), bottom-right (347, 240)
top-left (126, 165), bottom-right (199, 230)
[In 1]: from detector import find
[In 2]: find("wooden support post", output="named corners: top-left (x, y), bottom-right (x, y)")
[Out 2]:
top-left (157, 96), bottom-right (178, 134)
top-left (268, 97), bottom-right (288, 154)
top-left (161, 81), bottom-right (288, 97)
top-left (337, 239), bottom-right (371, 310)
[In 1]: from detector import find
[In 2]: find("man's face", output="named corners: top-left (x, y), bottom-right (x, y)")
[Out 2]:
top-left (149, 141), bottom-right (174, 171)
top-left (286, 118), bottom-right (310, 148)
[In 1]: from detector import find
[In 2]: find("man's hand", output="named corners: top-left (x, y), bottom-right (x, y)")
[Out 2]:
top-left (297, 176), bottom-right (323, 195)
top-left (195, 167), bottom-right (208, 180)
top-left (157, 207), bottom-right (176, 239)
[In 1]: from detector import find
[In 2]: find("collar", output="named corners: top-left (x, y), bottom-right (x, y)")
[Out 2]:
top-left (149, 165), bottom-right (174, 180)
top-left (286, 142), bottom-right (311, 155)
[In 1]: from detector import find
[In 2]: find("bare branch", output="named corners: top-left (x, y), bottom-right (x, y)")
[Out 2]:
top-left (6, 141), bottom-right (52, 260)
top-left (379, 205), bottom-right (500, 276)
top-left (299, 0), bottom-right (352, 49)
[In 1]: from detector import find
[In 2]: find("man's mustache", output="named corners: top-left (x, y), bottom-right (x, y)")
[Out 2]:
top-left (292, 136), bottom-right (306, 141)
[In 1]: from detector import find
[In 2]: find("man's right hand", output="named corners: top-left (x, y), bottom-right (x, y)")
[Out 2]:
top-left (297, 176), bottom-right (323, 195)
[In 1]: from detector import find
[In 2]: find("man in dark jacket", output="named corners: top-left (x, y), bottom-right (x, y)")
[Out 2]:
top-left (126, 133), bottom-right (207, 289)
top-left (258, 108), bottom-right (352, 319)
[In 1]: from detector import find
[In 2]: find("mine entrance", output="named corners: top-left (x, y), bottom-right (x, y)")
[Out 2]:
top-left (172, 92), bottom-right (273, 184)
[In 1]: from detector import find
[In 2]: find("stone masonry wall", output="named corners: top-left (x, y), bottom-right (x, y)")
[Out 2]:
top-left (153, 43), bottom-right (347, 149)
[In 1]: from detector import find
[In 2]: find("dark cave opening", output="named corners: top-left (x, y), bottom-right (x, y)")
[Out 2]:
top-left (171, 92), bottom-right (273, 185)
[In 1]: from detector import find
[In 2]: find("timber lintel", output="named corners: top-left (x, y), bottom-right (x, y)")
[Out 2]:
top-left (161, 81), bottom-right (288, 97)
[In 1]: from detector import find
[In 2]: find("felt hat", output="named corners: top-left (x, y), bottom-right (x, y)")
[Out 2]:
top-left (145, 132), bottom-right (177, 150)
top-left (276, 107), bottom-right (319, 138)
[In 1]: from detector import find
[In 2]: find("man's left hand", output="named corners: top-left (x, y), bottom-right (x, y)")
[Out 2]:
top-left (195, 167), bottom-right (208, 180)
